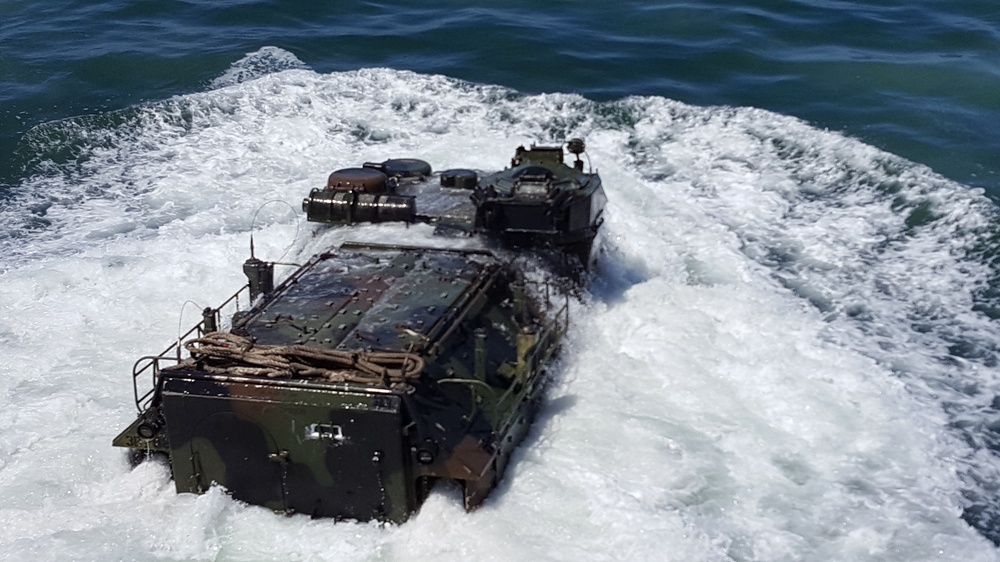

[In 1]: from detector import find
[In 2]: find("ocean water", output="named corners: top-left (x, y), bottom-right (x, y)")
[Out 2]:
top-left (1, 2), bottom-right (1000, 561)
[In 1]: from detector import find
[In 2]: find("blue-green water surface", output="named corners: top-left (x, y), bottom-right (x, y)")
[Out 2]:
top-left (2, 0), bottom-right (998, 193)
top-left (3, 1), bottom-right (1000, 558)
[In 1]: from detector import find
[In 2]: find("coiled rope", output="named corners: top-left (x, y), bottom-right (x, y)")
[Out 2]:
top-left (172, 331), bottom-right (424, 388)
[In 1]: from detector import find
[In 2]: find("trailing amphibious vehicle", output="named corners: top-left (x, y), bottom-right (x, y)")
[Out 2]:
top-left (114, 140), bottom-right (606, 522)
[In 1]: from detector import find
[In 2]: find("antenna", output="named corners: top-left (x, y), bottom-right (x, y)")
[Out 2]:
top-left (177, 300), bottom-right (203, 359)
top-left (245, 200), bottom-right (300, 301)
top-left (249, 200), bottom-right (301, 262)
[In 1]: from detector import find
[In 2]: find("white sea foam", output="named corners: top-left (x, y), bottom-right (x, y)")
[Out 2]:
top-left (1, 47), bottom-right (998, 561)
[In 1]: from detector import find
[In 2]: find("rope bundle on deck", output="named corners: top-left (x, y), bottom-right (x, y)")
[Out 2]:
top-left (175, 332), bottom-right (424, 388)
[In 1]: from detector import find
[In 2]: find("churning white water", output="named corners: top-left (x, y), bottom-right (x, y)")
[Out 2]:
top-left (1, 48), bottom-right (998, 561)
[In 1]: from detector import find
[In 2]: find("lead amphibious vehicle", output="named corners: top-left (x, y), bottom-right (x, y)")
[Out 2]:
top-left (114, 140), bottom-right (606, 522)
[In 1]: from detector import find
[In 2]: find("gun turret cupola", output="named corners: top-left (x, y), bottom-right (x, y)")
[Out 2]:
top-left (471, 139), bottom-right (606, 264)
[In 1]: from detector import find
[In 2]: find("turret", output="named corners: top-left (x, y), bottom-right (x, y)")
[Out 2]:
top-left (470, 139), bottom-right (606, 263)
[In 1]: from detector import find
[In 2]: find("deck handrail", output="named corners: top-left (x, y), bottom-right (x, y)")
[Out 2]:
top-left (130, 284), bottom-right (250, 412)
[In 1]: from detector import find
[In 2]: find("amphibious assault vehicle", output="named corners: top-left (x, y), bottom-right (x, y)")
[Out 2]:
top-left (114, 140), bottom-right (606, 522)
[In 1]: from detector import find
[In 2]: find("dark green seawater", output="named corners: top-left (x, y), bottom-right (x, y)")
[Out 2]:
top-left (3, 2), bottom-right (1000, 559)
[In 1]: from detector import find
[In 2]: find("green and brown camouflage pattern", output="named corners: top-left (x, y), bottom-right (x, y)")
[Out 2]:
top-left (115, 244), bottom-right (567, 521)
top-left (115, 141), bottom-right (602, 522)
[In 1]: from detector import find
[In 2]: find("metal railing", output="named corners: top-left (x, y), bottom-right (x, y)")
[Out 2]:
top-left (490, 298), bottom-right (568, 424)
top-left (438, 281), bottom-right (570, 426)
top-left (130, 284), bottom-right (250, 412)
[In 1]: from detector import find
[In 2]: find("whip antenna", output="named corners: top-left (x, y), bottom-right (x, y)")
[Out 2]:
top-left (249, 200), bottom-right (301, 262)
top-left (245, 200), bottom-right (302, 301)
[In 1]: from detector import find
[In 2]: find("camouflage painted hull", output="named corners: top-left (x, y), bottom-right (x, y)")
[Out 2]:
top-left (115, 141), bottom-right (603, 522)
top-left (115, 244), bottom-right (565, 521)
